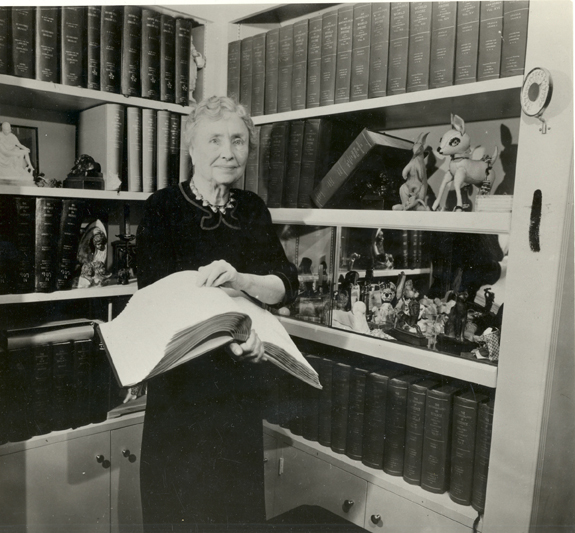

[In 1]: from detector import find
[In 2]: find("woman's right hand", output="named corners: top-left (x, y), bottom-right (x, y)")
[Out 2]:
top-left (227, 329), bottom-right (267, 364)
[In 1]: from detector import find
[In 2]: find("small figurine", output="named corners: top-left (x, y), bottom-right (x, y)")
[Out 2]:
top-left (373, 281), bottom-right (396, 328)
top-left (0, 122), bottom-right (35, 181)
top-left (393, 132), bottom-right (430, 211)
top-left (445, 290), bottom-right (469, 341)
top-left (189, 39), bottom-right (206, 103)
top-left (68, 154), bottom-right (102, 178)
top-left (73, 261), bottom-right (112, 288)
top-left (432, 114), bottom-right (498, 212)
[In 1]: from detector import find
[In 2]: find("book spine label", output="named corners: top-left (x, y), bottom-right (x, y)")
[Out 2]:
top-left (345, 368), bottom-right (368, 460)
top-left (278, 24), bottom-right (294, 113)
top-left (142, 109), bottom-right (158, 193)
top-left (306, 15), bottom-right (322, 109)
top-left (11, 7), bottom-right (35, 79)
top-left (283, 120), bottom-right (305, 208)
top-left (500, 1), bottom-right (530, 77)
top-left (86, 7), bottom-right (101, 90)
top-left (257, 124), bottom-right (273, 204)
top-left (455, 2), bottom-right (481, 84)
top-left (0, 7), bottom-right (11, 75)
top-left (55, 199), bottom-right (86, 291)
top-left (52, 341), bottom-right (75, 431)
top-left (156, 110), bottom-right (170, 190)
top-left (383, 376), bottom-right (413, 475)
top-left (267, 122), bottom-right (289, 208)
top-left (168, 112), bottom-right (181, 187)
top-left (350, 3), bottom-right (372, 102)
top-left (403, 385), bottom-right (428, 484)
top-left (240, 36), bottom-right (254, 115)
top-left (158, 14), bottom-right (175, 102)
top-left (430, 2), bottom-right (457, 89)
top-left (477, 1), bottom-right (503, 81)
top-left (317, 356), bottom-right (334, 447)
top-left (15, 197), bottom-right (36, 294)
top-left (471, 400), bottom-right (495, 512)
top-left (334, 5), bottom-right (354, 104)
top-left (175, 18), bottom-right (191, 106)
top-left (141, 9), bottom-right (161, 100)
top-left (368, 3), bottom-right (391, 98)
top-left (298, 119), bottom-right (320, 208)
top-left (320, 11), bottom-right (338, 106)
top-left (35, 7), bottom-right (58, 83)
top-left (227, 40), bottom-right (241, 103)
top-left (331, 362), bottom-right (352, 454)
top-left (35, 198), bottom-right (62, 293)
top-left (264, 29), bottom-right (279, 114)
top-left (61, 7), bottom-right (86, 87)
top-left (387, 2), bottom-right (410, 95)
top-left (251, 32), bottom-right (267, 116)
top-left (127, 107), bottom-right (143, 192)
top-left (244, 125), bottom-right (260, 193)
top-left (100, 6), bottom-right (122, 93)
top-left (291, 20), bottom-right (309, 111)
top-left (121, 6), bottom-right (142, 97)
top-left (407, 2), bottom-right (432, 92)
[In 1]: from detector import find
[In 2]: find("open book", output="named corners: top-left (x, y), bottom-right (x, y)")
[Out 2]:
top-left (97, 271), bottom-right (321, 389)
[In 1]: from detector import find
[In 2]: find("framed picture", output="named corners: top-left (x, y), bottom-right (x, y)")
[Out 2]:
top-left (11, 124), bottom-right (39, 176)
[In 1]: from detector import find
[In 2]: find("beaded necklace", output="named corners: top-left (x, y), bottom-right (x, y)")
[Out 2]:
top-left (190, 179), bottom-right (236, 214)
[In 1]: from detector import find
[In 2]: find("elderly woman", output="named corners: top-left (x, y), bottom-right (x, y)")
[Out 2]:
top-left (136, 96), bottom-right (298, 531)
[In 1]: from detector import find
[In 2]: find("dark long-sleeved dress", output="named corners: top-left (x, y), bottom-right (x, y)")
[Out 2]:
top-left (136, 181), bottom-right (298, 532)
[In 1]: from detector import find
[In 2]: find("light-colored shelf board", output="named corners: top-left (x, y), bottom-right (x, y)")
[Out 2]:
top-left (0, 184), bottom-right (151, 201)
top-left (279, 317), bottom-right (498, 388)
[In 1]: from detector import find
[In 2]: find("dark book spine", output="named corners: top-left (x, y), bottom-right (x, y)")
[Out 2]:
top-left (301, 355), bottom-right (321, 441)
top-left (345, 367), bottom-right (369, 460)
top-left (306, 15), bottom-right (322, 109)
top-left (403, 379), bottom-right (440, 485)
top-left (239, 36), bottom-right (254, 115)
top-left (121, 6), bottom-right (142, 97)
top-left (350, 3), bottom-right (372, 102)
top-left (471, 399), bottom-right (495, 512)
top-left (277, 372), bottom-right (292, 429)
top-left (298, 119), bottom-right (320, 208)
top-left (500, 1), bottom-right (530, 78)
top-left (262, 365), bottom-right (281, 425)
top-left (73, 338), bottom-right (93, 428)
top-left (334, 4), bottom-right (353, 105)
top-left (0, 196), bottom-right (17, 294)
top-left (368, 2), bottom-right (391, 98)
top-left (264, 29), bottom-right (279, 114)
top-left (35, 198), bottom-right (62, 293)
top-left (430, 1), bottom-right (457, 89)
top-left (330, 362), bottom-right (352, 454)
top-left (277, 24), bottom-right (294, 113)
top-left (0, 7), bottom-right (11, 75)
top-left (14, 197), bottom-right (35, 294)
top-left (320, 10), bottom-right (338, 107)
top-left (35, 6), bottom-right (59, 83)
top-left (126, 106), bottom-right (143, 192)
top-left (61, 6), bottom-right (85, 87)
top-left (11, 7), bottom-right (35, 79)
top-left (244, 125), bottom-right (260, 194)
top-left (266, 122), bottom-right (290, 208)
top-left (227, 40), bottom-right (241, 103)
top-left (156, 110), bottom-right (171, 191)
top-left (387, 2), bottom-right (410, 95)
top-left (86, 6), bottom-right (101, 90)
top-left (55, 199), bottom-right (86, 291)
top-left (318, 356), bottom-right (334, 447)
top-left (174, 18), bottom-right (191, 106)
top-left (287, 374), bottom-right (304, 436)
top-left (449, 392), bottom-right (489, 505)
top-left (6, 347), bottom-right (35, 442)
top-left (257, 123), bottom-right (273, 205)
top-left (31, 344), bottom-right (54, 436)
top-left (141, 8), bottom-right (162, 100)
top-left (291, 19), bottom-right (308, 111)
top-left (100, 5), bottom-right (122, 93)
top-left (283, 120), bottom-right (305, 208)
top-left (178, 114), bottom-right (191, 183)
top-left (454, 2), bottom-right (480, 85)
top-left (383, 375), bottom-right (422, 475)
top-left (158, 14), bottom-right (175, 103)
top-left (142, 108), bottom-right (157, 193)
top-left (421, 385), bottom-right (461, 494)
top-left (477, 1), bottom-right (503, 81)
top-left (407, 2), bottom-right (432, 92)
top-left (251, 32), bottom-right (266, 117)
top-left (52, 341), bottom-right (75, 431)
top-left (91, 338), bottom-right (118, 423)
top-left (168, 112), bottom-right (181, 187)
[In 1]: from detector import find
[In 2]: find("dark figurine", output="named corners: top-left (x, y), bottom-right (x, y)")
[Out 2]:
top-left (68, 154), bottom-right (103, 177)
top-left (446, 291), bottom-right (469, 341)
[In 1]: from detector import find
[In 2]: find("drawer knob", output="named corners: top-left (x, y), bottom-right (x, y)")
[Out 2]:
top-left (122, 449), bottom-right (131, 457)
top-left (343, 500), bottom-right (354, 512)
top-left (96, 454), bottom-right (104, 463)
top-left (95, 455), bottom-right (110, 468)
top-left (371, 514), bottom-right (381, 525)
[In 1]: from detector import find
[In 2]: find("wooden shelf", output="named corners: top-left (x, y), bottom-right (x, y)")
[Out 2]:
top-left (279, 316), bottom-right (498, 388)
top-left (0, 184), bottom-right (151, 201)
top-left (252, 76), bottom-right (522, 130)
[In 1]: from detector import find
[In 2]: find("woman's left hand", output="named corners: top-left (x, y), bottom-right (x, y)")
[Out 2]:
top-left (227, 329), bottom-right (267, 364)
top-left (197, 260), bottom-right (241, 290)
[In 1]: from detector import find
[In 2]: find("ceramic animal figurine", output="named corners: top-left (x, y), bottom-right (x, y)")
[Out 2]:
top-left (393, 132), bottom-right (430, 211)
top-left (432, 114), bottom-right (498, 212)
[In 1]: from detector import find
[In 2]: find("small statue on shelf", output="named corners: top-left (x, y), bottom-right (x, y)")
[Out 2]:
top-left (393, 132), bottom-right (431, 211)
top-left (189, 39), bottom-right (206, 103)
top-left (0, 122), bottom-right (35, 182)
top-left (73, 220), bottom-right (112, 288)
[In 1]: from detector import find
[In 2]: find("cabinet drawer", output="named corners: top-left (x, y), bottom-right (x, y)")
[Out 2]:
top-left (365, 483), bottom-right (472, 533)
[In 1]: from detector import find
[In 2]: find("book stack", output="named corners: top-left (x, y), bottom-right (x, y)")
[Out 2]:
top-left (0, 320), bottom-right (121, 443)
top-left (1, 6), bottom-right (203, 104)
top-left (227, 2), bottom-right (529, 112)
top-left (268, 352), bottom-right (496, 508)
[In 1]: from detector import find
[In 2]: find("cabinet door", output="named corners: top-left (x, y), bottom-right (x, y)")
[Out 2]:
top-left (274, 445), bottom-right (367, 528)
top-left (0, 432), bottom-right (111, 533)
top-left (110, 423), bottom-right (144, 533)
top-left (365, 483), bottom-right (472, 533)
top-left (263, 432), bottom-right (278, 520)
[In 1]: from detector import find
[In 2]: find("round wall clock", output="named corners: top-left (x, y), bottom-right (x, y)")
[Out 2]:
top-left (521, 67), bottom-right (553, 118)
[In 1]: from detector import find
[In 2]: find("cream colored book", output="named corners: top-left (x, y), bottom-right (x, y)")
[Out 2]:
top-left (98, 270), bottom-right (321, 389)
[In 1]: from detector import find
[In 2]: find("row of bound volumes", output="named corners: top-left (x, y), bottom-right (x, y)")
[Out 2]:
top-left (0, 6), bottom-right (199, 105)
top-left (228, 2), bottom-right (529, 116)
top-left (77, 103), bottom-right (190, 193)
top-left (0, 320), bottom-right (121, 445)
top-left (266, 354), bottom-right (495, 511)
top-left (0, 196), bottom-right (91, 295)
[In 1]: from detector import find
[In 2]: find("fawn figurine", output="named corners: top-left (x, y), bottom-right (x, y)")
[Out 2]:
top-left (393, 132), bottom-right (430, 211)
top-left (432, 114), bottom-right (498, 212)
